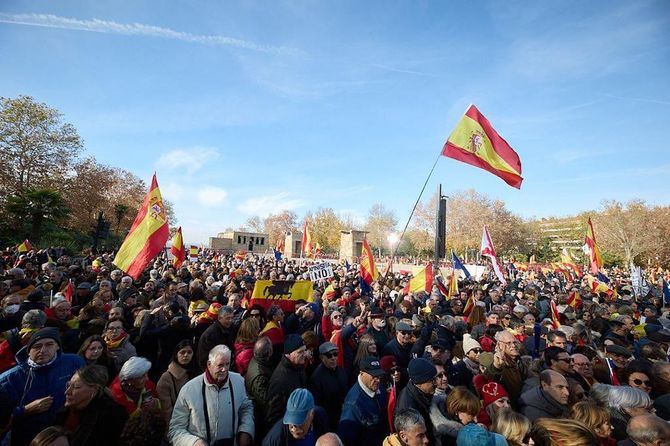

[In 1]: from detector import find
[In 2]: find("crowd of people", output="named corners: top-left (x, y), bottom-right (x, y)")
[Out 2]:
top-left (1, 247), bottom-right (670, 446)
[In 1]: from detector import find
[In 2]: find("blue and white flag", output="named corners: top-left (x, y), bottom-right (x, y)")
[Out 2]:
top-left (451, 251), bottom-right (471, 279)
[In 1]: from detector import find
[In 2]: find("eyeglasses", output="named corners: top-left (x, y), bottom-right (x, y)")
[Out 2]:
top-left (573, 362), bottom-right (592, 368)
top-left (399, 331), bottom-right (413, 336)
top-left (503, 316), bottom-right (512, 320)
top-left (498, 340), bottom-right (520, 347)
top-left (332, 315), bottom-right (343, 319)
top-left (249, 313), bottom-right (261, 318)
top-left (557, 357), bottom-right (571, 363)
top-left (323, 351), bottom-right (339, 359)
top-left (631, 378), bottom-right (652, 387)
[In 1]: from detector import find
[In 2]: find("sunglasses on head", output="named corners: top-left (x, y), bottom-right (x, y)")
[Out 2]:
top-left (632, 378), bottom-right (651, 387)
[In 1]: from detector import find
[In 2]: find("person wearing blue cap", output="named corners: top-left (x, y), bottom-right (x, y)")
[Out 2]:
top-left (456, 423), bottom-right (508, 446)
top-left (284, 302), bottom-right (321, 337)
top-left (338, 356), bottom-right (389, 446)
top-left (262, 388), bottom-right (328, 446)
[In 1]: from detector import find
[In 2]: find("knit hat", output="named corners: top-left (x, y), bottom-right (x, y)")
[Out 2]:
top-left (379, 355), bottom-right (397, 372)
top-left (462, 334), bottom-right (482, 354)
top-left (119, 356), bottom-right (152, 380)
top-left (26, 327), bottom-right (61, 351)
top-left (481, 382), bottom-right (509, 408)
top-left (283, 388), bottom-right (315, 425)
top-left (408, 358), bottom-right (437, 384)
top-left (284, 334), bottom-right (304, 354)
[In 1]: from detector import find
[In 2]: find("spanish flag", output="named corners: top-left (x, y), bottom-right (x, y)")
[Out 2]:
top-left (560, 248), bottom-right (582, 276)
top-left (584, 218), bottom-right (603, 274)
top-left (113, 174), bottom-right (170, 279)
top-left (301, 221), bottom-right (314, 257)
top-left (443, 105), bottom-right (523, 189)
top-left (462, 295), bottom-right (475, 318)
top-left (403, 263), bottom-right (434, 294)
top-left (170, 227), bottom-right (186, 268)
top-left (550, 299), bottom-right (561, 329)
top-left (566, 291), bottom-right (582, 310)
top-left (17, 239), bottom-right (33, 253)
top-left (360, 239), bottom-right (379, 285)
top-left (189, 245), bottom-right (199, 259)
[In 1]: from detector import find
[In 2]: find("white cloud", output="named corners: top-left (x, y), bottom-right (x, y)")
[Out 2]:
top-left (0, 13), bottom-right (302, 56)
top-left (197, 186), bottom-right (228, 207)
top-left (237, 192), bottom-right (305, 216)
top-left (156, 147), bottom-right (219, 174)
top-left (160, 181), bottom-right (186, 201)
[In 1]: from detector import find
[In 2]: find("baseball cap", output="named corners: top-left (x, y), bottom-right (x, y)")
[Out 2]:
top-left (283, 388), bottom-right (314, 425)
top-left (318, 342), bottom-right (338, 355)
top-left (360, 356), bottom-right (385, 377)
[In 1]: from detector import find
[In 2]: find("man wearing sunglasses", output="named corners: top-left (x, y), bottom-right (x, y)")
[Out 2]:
top-left (308, 342), bottom-right (348, 431)
top-left (449, 333), bottom-right (482, 391)
top-left (382, 321), bottom-right (415, 372)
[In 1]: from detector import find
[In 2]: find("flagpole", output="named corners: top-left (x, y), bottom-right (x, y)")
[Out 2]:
top-left (382, 150), bottom-right (443, 282)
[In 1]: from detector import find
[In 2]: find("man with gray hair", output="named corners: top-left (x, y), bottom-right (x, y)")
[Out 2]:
top-left (383, 408), bottom-right (429, 446)
top-left (169, 344), bottom-right (254, 446)
top-left (315, 433), bottom-right (344, 446)
top-left (626, 414), bottom-right (670, 446)
top-left (197, 305), bottom-right (235, 369)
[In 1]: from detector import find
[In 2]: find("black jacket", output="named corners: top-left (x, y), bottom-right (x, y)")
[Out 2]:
top-left (196, 321), bottom-right (234, 370)
top-left (245, 355), bottom-right (273, 439)
top-left (519, 386), bottom-right (568, 422)
top-left (266, 356), bottom-right (307, 425)
top-left (395, 382), bottom-right (437, 445)
top-left (56, 392), bottom-right (128, 446)
top-left (308, 363), bottom-right (349, 430)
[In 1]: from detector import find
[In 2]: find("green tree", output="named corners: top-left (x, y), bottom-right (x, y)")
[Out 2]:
top-left (0, 95), bottom-right (82, 193)
top-left (6, 188), bottom-right (69, 243)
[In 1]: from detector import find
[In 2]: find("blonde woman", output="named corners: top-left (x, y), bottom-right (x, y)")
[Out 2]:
top-left (491, 408), bottom-right (531, 446)
top-left (570, 401), bottom-right (615, 446)
top-left (530, 418), bottom-right (599, 446)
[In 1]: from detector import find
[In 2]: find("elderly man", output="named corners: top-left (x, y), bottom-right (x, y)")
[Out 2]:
top-left (197, 306), bottom-right (235, 370)
top-left (267, 335), bottom-right (309, 425)
top-left (338, 357), bottom-right (389, 446)
top-left (263, 388), bottom-right (328, 446)
top-left (169, 345), bottom-right (254, 446)
top-left (626, 414), bottom-right (670, 446)
top-left (308, 342), bottom-right (348, 430)
top-left (519, 370), bottom-right (569, 421)
top-left (571, 353), bottom-right (597, 391)
top-left (382, 320), bottom-right (414, 370)
top-left (484, 329), bottom-right (529, 402)
top-left (0, 327), bottom-right (85, 446)
top-left (383, 408), bottom-right (430, 446)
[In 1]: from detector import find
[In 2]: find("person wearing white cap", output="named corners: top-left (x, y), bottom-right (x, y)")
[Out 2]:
top-left (448, 334), bottom-right (483, 391)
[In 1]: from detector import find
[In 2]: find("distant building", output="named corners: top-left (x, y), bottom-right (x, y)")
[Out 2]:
top-left (537, 217), bottom-right (584, 250)
top-left (209, 231), bottom-right (269, 254)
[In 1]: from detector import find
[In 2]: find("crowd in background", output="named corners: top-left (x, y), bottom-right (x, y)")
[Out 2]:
top-left (1, 247), bottom-right (670, 446)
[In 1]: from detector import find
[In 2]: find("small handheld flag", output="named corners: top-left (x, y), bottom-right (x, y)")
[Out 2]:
top-left (480, 227), bottom-right (506, 285)
top-left (17, 239), bottom-right (34, 253)
top-left (451, 251), bottom-right (471, 279)
top-left (170, 227), bottom-right (186, 268)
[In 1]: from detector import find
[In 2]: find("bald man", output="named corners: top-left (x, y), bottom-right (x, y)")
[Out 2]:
top-left (627, 414), bottom-right (670, 446)
top-left (316, 433), bottom-right (344, 446)
top-left (519, 370), bottom-right (569, 421)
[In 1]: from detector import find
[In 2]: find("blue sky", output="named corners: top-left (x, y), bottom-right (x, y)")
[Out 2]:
top-left (1, 1), bottom-right (669, 244)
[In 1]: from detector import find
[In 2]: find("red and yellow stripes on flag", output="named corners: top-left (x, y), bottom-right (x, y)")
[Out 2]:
top-left (403, 263), bottom-right (434, 294)
top-left (301, 221), bottom-right (314, 257)
top-left (560, 248), bottom-right (582, 277)
top-left (170, 227), bottom-right (186, 268)
top-left (113, 174), bottom-right (170, 279)
top-left (17, 239), bottom-right (33, 253)
top-left (585, 217), bottom-right (603, 274)
top-left (442, 105), bottom-right (523, 189)
top-left (566, 291), bottom-right (582, 310)
top-left (586, 274), bottom-right (612, 296)
top-left (550, 299), bottom-right (561, 329)
top-left (462, 295), bottom-right (475, 318)
top-left (360, 239), bottom-right (379, 285)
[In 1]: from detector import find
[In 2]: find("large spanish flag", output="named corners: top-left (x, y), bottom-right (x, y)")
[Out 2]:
top-left (301, 221), bottom-right (314, 257)
top-left (113, 174), bottom-right (170, 279)
top-left (443, 105), bottom-right (523, 189)
top-left (170, 227), bottom-right (185, 268)
top-left (403, 263), bottom-right (434, 294)
top-left (360, 239), bottom-right (379, 285)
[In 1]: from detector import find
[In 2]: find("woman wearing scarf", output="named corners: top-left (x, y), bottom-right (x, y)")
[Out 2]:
top-left (56, 364), bottom-right (128, 446)
top-left (156, 339), bottom-right (199, 421)
top-left (103, 317), bottom-right (136, 369)
top-left (108, 356), bottom-right (160, 415)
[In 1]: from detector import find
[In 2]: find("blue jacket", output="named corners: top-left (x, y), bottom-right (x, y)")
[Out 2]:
top-left (338, 381), bottom-right (388, 446)
top-left (0, 347), bottom-right (85, 446)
